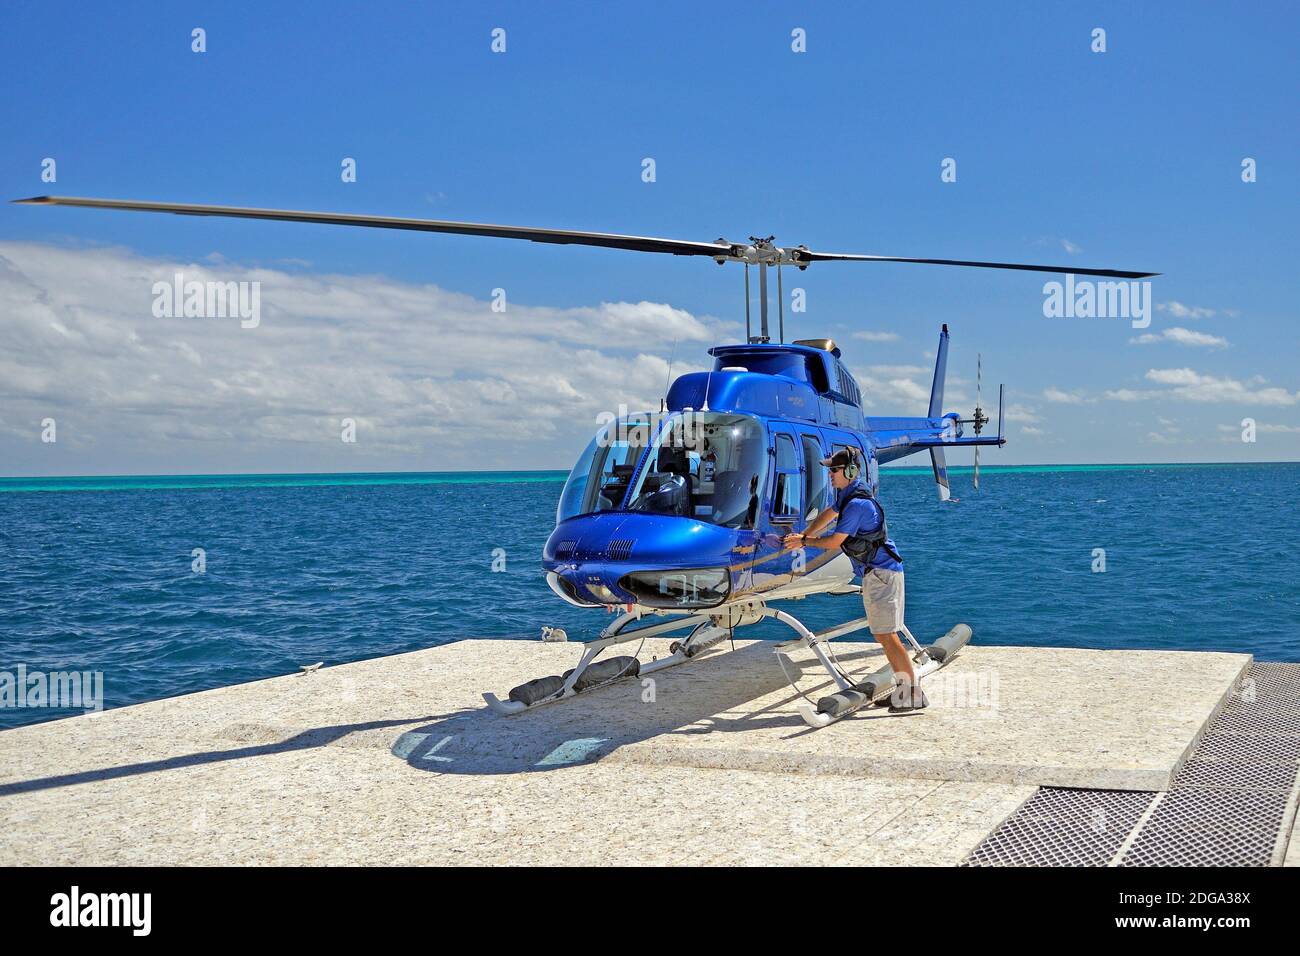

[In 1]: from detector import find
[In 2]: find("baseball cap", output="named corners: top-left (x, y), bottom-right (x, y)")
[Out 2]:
top-left (819, 448), bottom-right (858, 470)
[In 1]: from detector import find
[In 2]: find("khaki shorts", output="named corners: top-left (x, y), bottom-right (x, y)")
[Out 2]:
top-left (862, 568), bottom-right (905, 635)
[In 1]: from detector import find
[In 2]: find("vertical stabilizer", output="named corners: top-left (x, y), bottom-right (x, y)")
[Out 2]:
top-left (928, 324), bottom-right (950, 419)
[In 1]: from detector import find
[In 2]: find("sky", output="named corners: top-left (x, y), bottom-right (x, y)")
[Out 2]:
top-left (1, 1), bottom-right (1296, 476)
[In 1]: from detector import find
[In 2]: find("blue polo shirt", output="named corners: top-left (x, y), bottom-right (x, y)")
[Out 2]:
top-left (833, 478), bottom-right (903, 575)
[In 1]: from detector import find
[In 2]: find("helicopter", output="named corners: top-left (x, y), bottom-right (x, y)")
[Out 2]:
top-left (15, 194), bottom-right (1156, 727)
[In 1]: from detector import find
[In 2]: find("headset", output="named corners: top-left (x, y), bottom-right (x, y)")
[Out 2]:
top-left (843, 447), bottom-right (861, 481)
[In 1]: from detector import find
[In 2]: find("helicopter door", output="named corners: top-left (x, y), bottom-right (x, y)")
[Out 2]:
top-left (769, 430), bottom-right (803, 529)
top-left (799, 432), bottom-right (830, 522)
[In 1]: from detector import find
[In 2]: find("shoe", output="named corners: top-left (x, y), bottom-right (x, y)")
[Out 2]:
top-left (888, 682), bottom-right (929, 713)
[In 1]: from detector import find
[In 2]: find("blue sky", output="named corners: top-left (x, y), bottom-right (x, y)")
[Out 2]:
top-left (1, 1), bottom-right (1296, 475)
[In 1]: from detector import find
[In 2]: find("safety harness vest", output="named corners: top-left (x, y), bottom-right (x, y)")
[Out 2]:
top-left (837, 488), bottom-right (903, 567)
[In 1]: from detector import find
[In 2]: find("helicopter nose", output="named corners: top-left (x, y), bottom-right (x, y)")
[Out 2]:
top-left (543, 512), bottom-right (740, 607)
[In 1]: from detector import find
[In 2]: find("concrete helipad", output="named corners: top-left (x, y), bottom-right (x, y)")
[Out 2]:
top-left (0, 637), bottom-right (1256, 866)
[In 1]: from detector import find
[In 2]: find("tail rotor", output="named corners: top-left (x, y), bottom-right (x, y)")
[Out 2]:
top-left (957, 352), bottom-right (1002, 493)
top-left (973, 355), bottom-right (986, 490)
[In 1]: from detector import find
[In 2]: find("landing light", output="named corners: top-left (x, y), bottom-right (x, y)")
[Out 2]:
top-left (619, 568), bottom-right (730, 609)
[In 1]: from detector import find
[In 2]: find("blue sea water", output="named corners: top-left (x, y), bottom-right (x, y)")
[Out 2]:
top-left (2, 463), bottom-right (1297, 730)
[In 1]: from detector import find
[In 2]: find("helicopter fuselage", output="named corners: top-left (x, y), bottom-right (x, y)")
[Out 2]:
top-left (542, 332), bottom-right (1001, 613)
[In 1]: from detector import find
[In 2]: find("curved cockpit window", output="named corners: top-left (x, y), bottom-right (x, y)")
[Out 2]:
top-left (626, 412), bottom-right (768, 529)
top-left (557, 414), bottom-right (657, 522)
top-left (713, 350), bottom-right (810, 383)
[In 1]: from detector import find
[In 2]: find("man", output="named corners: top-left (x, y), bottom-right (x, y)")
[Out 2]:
top-left (781, 448), bottom-right (927, 712)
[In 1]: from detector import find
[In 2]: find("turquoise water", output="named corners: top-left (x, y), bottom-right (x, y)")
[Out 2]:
top-left (0, 469), bottom-right (569, 494)
top-left (2, 462), bottom-right (1297, 729)
top-left (0, 461), bottom-right (1228, 493)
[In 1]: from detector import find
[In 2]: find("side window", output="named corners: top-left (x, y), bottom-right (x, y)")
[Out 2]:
top-left (772, 433), bottom-right (801, 520)
top-left (806, 356), bottom-right (831, 393)
top-left (834, 362), bottom-right (861, 406)
top-left (801, 435), bottom-right (828, 521)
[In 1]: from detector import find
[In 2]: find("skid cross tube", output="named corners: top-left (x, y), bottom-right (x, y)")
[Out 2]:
top-left (484, 594), bottom-right (954, 721)
top-left (483, 608), bottom-right (731, 715)
top-left (766, 607), bottom-right (868, 691)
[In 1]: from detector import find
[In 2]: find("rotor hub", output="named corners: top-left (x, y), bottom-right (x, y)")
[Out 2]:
top-left (712, 236), bottom-right (809, 269)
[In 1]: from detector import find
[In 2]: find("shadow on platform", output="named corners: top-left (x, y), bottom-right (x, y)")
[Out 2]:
top-left (0, 716), bottom-right (435, 797)
top-left (0, 642), bottom-right (886, 793)
top-left (390, 641), bottom-right (885, 775)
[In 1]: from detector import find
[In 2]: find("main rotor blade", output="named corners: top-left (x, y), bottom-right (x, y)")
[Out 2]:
top-left (14, 195), bottom-right (1159, 277)
top-left (12, 196), bottom-right (733, 259)
top-left (797, 250), bottom-right (1158, 279)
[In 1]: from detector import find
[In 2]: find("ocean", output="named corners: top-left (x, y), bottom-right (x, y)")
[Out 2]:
top-left (2, 462), bottom-right (1297, 730)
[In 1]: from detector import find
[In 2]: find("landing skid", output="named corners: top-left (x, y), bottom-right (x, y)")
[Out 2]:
top-left (790, 623), bottom-right (973, 729)
top-left (482, 596), bottom-right (972, 729)
top-left (482, 607), bottom-right (735, 716)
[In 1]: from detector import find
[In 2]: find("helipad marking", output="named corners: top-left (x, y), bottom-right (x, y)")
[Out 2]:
top-left (420, 736), bottom-right (455, 763)
top-left (535, 738), bottom-right (609, 767)
top-left (391, 732), bottom-right (427, 760)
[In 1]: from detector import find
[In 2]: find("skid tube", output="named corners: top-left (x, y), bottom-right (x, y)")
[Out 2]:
top-left (483, 605), bottom-right (742, 716)
top-left (776, 613), bottom-right (974, 728)
top-left (483, 593), bottom-right (972, 726)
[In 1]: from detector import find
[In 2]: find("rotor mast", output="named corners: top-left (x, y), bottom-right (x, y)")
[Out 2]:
top-left (720, 235), bottom-right (807, 343)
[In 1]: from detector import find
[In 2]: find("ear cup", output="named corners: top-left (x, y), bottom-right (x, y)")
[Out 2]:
top-left (844, 449), bottom-right (861, 480)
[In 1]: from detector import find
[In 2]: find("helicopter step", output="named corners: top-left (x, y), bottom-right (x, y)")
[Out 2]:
top-left (792, 623), bottom-right (973, 729)
top-left (482, 608), bottom-right (734, 716)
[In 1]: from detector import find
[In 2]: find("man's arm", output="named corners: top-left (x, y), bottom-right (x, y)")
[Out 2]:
top-left (799, 530), bottom-right (849, 551)
top-left (782, 507), bottom-right (842, 551)
top-left (804, 507), bottom-right (837, 538)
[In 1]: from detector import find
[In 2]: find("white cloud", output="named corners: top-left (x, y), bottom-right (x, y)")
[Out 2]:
top-left (1042, 386), bottom-right (1090, 404)
top-left (1104, 368), bottom-right (1300, 406)
top-left (1003, 403), bottom-right (1040, 424)
top-left (1217, 422), bottom-right (1300, 434)
top-left (1130, 326), bottom-right (1228, 348)
top-left (884, 377), bottom-right (930, 404)
top-left (1156, 301), bottom-right (1229, 320)
top-left (0, 242), bottom-right (726, 471)
top-left (1061, 239), bottom-right (1082, 255)
top-left (851, 330), bottom-right (900, 342)
top-left (866, 364), bottom-right (929, 377)
top-left (847, 363), bottom-right (937, 410)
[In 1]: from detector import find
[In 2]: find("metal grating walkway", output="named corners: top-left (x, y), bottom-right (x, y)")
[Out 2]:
top-left (964, 661), bottom-right (1300, 867)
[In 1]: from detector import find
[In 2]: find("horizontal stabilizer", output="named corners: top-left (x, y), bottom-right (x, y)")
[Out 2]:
top-left (909, 435), bottom-right (1007, 449)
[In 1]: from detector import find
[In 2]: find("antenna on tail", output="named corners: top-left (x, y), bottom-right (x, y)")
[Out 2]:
top-left (974, 354), bottom-right (982, 491)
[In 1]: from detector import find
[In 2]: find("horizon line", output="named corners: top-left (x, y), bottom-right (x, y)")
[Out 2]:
top-left (3, 459), bottom-right (1297, 484)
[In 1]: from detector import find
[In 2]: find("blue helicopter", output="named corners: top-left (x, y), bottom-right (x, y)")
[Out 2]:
top-left (16, 195), bottom-right (1155, 726)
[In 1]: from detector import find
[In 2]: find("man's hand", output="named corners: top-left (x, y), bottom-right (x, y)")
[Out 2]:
top-left (782, 532), bottom-right (804, 551)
